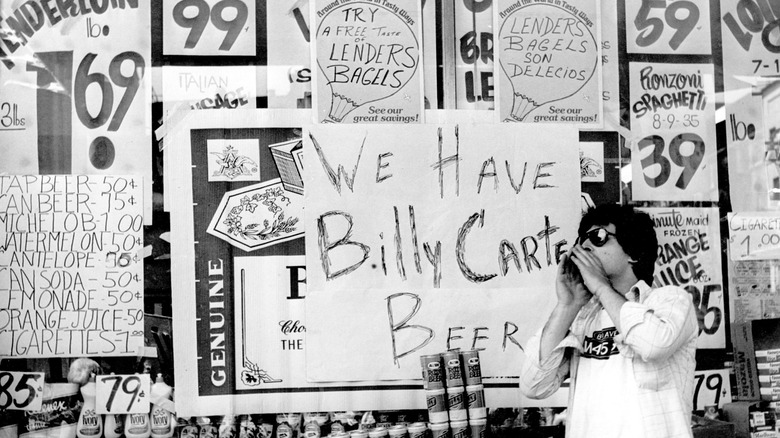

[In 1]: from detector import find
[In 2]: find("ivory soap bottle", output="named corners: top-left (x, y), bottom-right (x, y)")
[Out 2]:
top-left (150, 375), bottom-right (175, 438)
top-left (76, 377), bottom-right (102, 438)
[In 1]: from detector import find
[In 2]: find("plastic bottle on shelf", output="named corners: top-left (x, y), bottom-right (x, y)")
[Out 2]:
top-left (104, 413), bottom-right (125, 438)
top-left (126, 410), bottom-right (152, 438)
top-left (150, 375), bottom-right (176, 438)
top-left (76, 376), bottom-right (102, 438)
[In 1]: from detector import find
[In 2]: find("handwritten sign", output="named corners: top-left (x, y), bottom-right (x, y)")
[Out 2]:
top-left (626, 0), bottom-right (712, 55)
top-left (163, 0), bottom-right (257, 56)
top-left (629, 62), bottom-right (717, 201)
top-left (601, 0), bottom-right (620, 125)
top-left (0, 371), bottom-right (45, 411)
top-left (303, 123), bottom-right (580, 381)
top-left (693, 369), bottom-right (732, 411)
top-left (496, 0), bottom-right (602, 124)
top-left (721, 0), bottom-right (780, 87)
top-left (728, 212), bottom-right (780, 261)
top-left (0, 175), bottom-right (144, 357)
top-left (314, 0), bottom-right (424, 123)
top-left (0, 1), bottom-right (152, 224)
top-left (455, 0), bottom-right (494, 108)
top-left (267, 1), bottom-right (312, 109)
top-left (96, 374), bottom-right (150, 414)
top-left (639, 207), bottom-right (725, 349)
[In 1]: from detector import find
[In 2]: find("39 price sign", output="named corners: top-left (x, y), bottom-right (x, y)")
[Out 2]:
top-left (693, 369), bottom-right (731, 411)
top-left (626, 0), bottom-right (712, 55)
top-left (163, 0), bottom-right (257, 56)
top-left (629, 62), bottom-right (717, 201)
top-left (96, 374), bottom-right (150, 415)
top-left (0, 372), bottom-right (45, 411)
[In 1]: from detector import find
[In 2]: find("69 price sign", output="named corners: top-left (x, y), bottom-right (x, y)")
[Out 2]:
top-left (629, 62), bottom-right (718, 201)
top-left (626, 0), bottom-right (712, 55)
top-left (163, 0), bottom-right (257, 56)
top-left (0, 371), bottom-right (45, 411)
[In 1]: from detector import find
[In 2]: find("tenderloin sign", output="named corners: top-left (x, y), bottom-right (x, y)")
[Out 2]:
top-left (315, 0), bottom-right (424, 124)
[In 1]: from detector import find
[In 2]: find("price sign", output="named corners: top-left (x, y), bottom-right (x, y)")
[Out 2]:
top-left (0, 1), bottom-right (152, 224)
top-left (693, 369), bottom-right (731, 411)
top-left (727, 212), bottom-right (780, 261)
top-left (626, 0), bottom-right (712, 55)
top-left (163, 0), bottom-right (257, 56)
top-left (629, 62), bottom-right (717, 201)
top-left (0, 372), bottom-right (45, 411)
top-left (455, 0), bottom-right (494, 109)
top-left (96, 374), bottom-right (150, 415)
top-left (721, 0), bottom-right (780, 89)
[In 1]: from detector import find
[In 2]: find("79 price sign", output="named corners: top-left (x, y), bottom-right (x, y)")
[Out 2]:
top-left (626, 0), bottom-right (712, 55)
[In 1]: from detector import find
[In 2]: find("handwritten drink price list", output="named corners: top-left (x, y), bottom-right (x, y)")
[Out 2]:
top-left (0, 175), bottom-right (144, 358)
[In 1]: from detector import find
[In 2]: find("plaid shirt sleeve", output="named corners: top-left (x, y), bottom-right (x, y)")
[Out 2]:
top-left (617, 285), bottom-right (698, 362)
top-left (519, 326), bottom-right (581, 399)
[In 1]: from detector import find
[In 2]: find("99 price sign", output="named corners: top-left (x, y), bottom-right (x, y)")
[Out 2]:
top-left (96, 374), bottom-right (150, 415)
top-left (0, 371), bottom-right (45, 411)
top-left (626, 0), bottom-right (712, 55)
top-left (163, 0), bottom-right (257, 56)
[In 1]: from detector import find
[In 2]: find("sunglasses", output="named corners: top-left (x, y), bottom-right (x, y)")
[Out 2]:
top-left (578, 228), bottom-right (616, 247)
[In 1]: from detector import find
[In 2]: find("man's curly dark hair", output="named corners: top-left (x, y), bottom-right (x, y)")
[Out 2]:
top-left (578, 204), bottom-right (658, 285)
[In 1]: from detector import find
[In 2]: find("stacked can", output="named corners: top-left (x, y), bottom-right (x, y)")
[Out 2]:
top-left (461, 349), bottom-right (487, 435)
top-left (422, 350), bottom-right (487, 438)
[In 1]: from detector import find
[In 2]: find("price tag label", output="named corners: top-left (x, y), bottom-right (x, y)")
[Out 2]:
top-left (163, 0), bottom-right (257, 56)
top-left (727, 212), bottom-right (780, 261)
top-left (96, 374), bottom-right (150, 415)
top-left (693, 369), bottom-right (731, 411)
top-left (0, 371), bottom-right (45, 411)
top-left (626, 0), bottom-right (712, 55)
top-left (629, 62), bottom-right (718, 201)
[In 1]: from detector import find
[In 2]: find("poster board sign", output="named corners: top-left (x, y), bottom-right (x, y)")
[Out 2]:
top-left (162, 0), bottom-right (257, 56)
top-left (95, 374), bottom-right (151, 414)
top-left (639, 207), bottom-right (725, 349)
top-left (495, 0), bottom-right (602, 125)
top-left (693, 369), bottom-right (732, 411)
top-left (312, 0), bottom-right (425, 124)
top-left (728, 212), bottom-right (780, 261)
top-left (167, 110), bottom-right (570, 415)
top-left (0, 371), bottom-right (45, 411)
top-left (629, 62), bottom-right (717, 201)
top-left (625, 0), bottom-right (712, 55)
top-left (454, 0), bottom-right (494, 109)
top-left (304, 123), bottom-right (581, 381)
top-left (0, 175), bottom-right (145, 357)
top-left (0, 1), bottom-right (152, 223)
top-left (721, 0), bottom-right (780, 91)
top-left (600, 0), bottom-right (620, 128)
top-left (725, 94), bottom-right (770, 212)
top-left (728, 259), bottom-right (780, 323)
top-left (267, 1), bottom-right (312, 109)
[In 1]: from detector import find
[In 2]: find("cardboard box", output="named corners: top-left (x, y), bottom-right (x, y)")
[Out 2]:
top-left (733, 319), bottom-right (780, 400)
top-left (691, 415), bottom-right (737, 438)
top-left (724, 401), bottom-right (778, 438)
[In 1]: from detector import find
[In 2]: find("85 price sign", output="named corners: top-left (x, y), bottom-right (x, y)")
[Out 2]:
top-left (163, 0), bottom-right (257, 56)
top-left (0, 372), bottom-right (45, 411)
top-left (626, 0), bottom-right (712, 55)
top-left (96, 374), bottom-right (150, 415)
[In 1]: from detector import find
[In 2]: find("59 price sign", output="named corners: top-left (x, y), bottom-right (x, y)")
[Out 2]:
top-left (626, 0), bottom-right (712, 55)
top-left (0, 371), bottom-right (45, 411)
top-left (629, 62), bottom-right (717, 201)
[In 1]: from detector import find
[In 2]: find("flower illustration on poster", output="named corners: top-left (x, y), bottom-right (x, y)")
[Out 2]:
top-left (207, 180), bottom-right (303, 252)
top-left (498, 0), bottom-right (599, 123)
top-left (315, 0), bottom-right (421, 123)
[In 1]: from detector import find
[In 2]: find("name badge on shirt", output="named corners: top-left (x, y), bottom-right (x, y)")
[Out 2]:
top-left (582, 327), bottom-right (620, 359)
